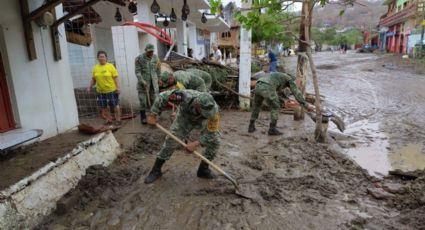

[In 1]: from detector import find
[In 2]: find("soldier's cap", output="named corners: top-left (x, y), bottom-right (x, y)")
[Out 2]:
top-left (160, 71), bottom-right (173, 83)
top-left (145, 43), bottom-right (155, 52)
top-left (197, 93), bottom-right (218, 118)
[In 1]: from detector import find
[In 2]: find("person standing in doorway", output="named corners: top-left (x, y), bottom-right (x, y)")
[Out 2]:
top-left (87, 51), bottom-right (121, 125)
top-left (135, 43), bottom-right (161, 124)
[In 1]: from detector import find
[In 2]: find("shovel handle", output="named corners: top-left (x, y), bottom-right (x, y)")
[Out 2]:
top-left (155, 123), bottom-right (239, 188)
top-left (145, 85), bottom-right (151, 107)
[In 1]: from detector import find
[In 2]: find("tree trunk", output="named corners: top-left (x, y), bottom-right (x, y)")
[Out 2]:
top-left (300, 0), bottom-right (326, 142)
top-left (294, 1), bottom-right (310, 121)
top-left (306, 50), bottom-right (326, 142)
top-left (294, 54), bottom-right (308, 120)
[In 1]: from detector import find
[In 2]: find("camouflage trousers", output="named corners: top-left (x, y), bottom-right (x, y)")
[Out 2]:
top-left (250, 82), bottom-right (281, 123)
top-left (138, 83), bottom-right (157, 111)
top-left (157, 111), bottom-right (220, 161)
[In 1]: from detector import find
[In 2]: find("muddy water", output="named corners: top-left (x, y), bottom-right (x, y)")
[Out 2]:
top-left (286, 52), bottom-right (425, 176)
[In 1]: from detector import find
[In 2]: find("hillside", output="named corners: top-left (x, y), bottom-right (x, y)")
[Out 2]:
top-left (313, 0), bottom-right (387, 29)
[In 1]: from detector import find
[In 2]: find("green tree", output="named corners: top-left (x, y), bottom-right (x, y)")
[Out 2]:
top-left (236, 3), bottom-right (297, 47)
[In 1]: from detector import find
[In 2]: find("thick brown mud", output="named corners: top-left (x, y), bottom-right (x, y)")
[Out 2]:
top-left (37, 110), bottom-right (425, 229)
top-left (37, 52), bottom-right (425, 229)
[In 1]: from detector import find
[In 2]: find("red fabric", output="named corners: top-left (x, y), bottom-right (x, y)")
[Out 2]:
top-left (123, 21), bottom-right (173, 45)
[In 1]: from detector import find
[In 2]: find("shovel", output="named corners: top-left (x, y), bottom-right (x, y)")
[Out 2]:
top-left (306, 110), bottom-right (345, 132)
top-left (145, 85), bottom-right (151, 107)
top-left (155, 123), bottom-right (254, 199)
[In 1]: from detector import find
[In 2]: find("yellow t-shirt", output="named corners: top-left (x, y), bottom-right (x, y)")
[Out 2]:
top-left (92, 63), bottom-right (118, 93)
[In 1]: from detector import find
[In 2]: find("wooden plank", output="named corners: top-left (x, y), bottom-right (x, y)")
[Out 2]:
top-left (27, 0), bottom-right (64, 22)
top-left (50, 9), bottom-right (62, 61)
top-left (52, 0), bottom-right (102, 27)
top-left (19, 0), bottom-right (37, 60)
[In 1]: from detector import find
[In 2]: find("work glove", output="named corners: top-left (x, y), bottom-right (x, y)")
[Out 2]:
top-left (305, 104), bottom-right (315, 112)
top-left (147, 113), bottom-right (157, 126)
top-left (186, 141), bottom-right (200, 152)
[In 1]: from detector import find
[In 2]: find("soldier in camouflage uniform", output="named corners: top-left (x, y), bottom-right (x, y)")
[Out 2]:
top-left (159, 70), bottom-right (207, 92)
top-left (144, 89), bottom-right (220, 184)
top-left (186, 68), bottom-right (212, 90)
top-left (135, 43), bottom-right (161, 124)
top-left (249, 72), bottom-right (314, 135)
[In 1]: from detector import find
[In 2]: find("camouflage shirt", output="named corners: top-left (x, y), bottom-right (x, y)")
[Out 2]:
top-left (257, 72), bottom-right (307, 106)
top-left (135, 53), bottom-right (161, 89)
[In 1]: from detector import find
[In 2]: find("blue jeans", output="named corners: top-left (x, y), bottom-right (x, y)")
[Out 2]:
top-left (269, 61), bottom-right (277, 72)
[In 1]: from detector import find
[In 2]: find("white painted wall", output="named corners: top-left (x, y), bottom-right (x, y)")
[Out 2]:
top-left (112, 26), bottom-right (140, 109)
top-left (0, 0), bottom-right (79, 139)
top-left (94, 26), bottom-right (115, 61)
top-left (136, 0), bottom-right (159, 54)
top-left (68, 25), bottom-right (115, 89)
top-left (68, 43), bottom-right (96, 89)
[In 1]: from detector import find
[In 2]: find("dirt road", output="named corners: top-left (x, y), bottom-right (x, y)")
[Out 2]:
top-left (38, 52), bottom-right (425, 229)
top-left (286, 52), bottom-right (425, 176)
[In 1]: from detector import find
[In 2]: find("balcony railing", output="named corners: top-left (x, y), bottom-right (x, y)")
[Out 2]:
top-left (379, 3), bottom-right (417, 27)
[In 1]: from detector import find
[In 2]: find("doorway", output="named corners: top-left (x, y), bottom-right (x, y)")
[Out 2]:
top-left (0, 51), bottom-right (15, 132)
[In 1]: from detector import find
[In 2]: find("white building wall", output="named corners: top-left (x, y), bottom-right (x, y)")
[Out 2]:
top-left (112, 26), bottom-right (140, 109)
top-left (94, 26), bottom-right (115, 62)
top-left (68, 43), bottom-right (96, 89)
top-left (0, 0), bottom-right (79, 139)
top-left (68, 25), bottom-right (114, 89)
top-left (136, 0), bottom-right (159, 54)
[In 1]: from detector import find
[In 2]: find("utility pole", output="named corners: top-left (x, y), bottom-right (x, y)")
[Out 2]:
top-left (238, 0), bottom-right (252, 110)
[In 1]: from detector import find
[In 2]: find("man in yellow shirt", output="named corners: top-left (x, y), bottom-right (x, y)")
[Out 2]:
top-left (87, 51), bottom-right (121, 124)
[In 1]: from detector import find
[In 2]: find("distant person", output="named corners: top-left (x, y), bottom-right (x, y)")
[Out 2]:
top-left (87, 51), bottom-right (121, 125)
top-left (187, 48), bottom-right (193, 58)
top-left (268, 49), bottom-right (277, 72)
top-left (209, 53), bottom-right (214, 61)
top-left (212, 44), bottom-right (224, 65)
top-left (236, 47), bottom-right (240, 65)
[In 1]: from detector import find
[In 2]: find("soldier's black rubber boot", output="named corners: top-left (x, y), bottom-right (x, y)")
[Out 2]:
top-left (140, 110), bottom-right (147, 124)
top-left (248, 120), bottom-right (256, 133)
top-left (197, 161), bottom-right (217, 179)
top-left (144, 158), bottom-right (165, 184)
top-left (268, 121), bottom-right (282, 136)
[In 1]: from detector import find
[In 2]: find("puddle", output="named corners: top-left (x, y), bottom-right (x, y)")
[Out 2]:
top-left (342, 121), bottom-right (390, 176)
top-left (343, 121), bottom-right (425, 177)
top-left (389, 143), bottom-right (425, 171)
top-left (345, 138), bottom-right (391, 177)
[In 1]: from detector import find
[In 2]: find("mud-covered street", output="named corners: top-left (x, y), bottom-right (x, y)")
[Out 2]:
top-left (38, 52), bottom-right (425, 229)
top-left (286, 52), bottom-right (425, 176)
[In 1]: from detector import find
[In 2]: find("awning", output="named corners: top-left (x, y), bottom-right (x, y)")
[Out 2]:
top-left (195, 15), bottom-right (230, 32)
